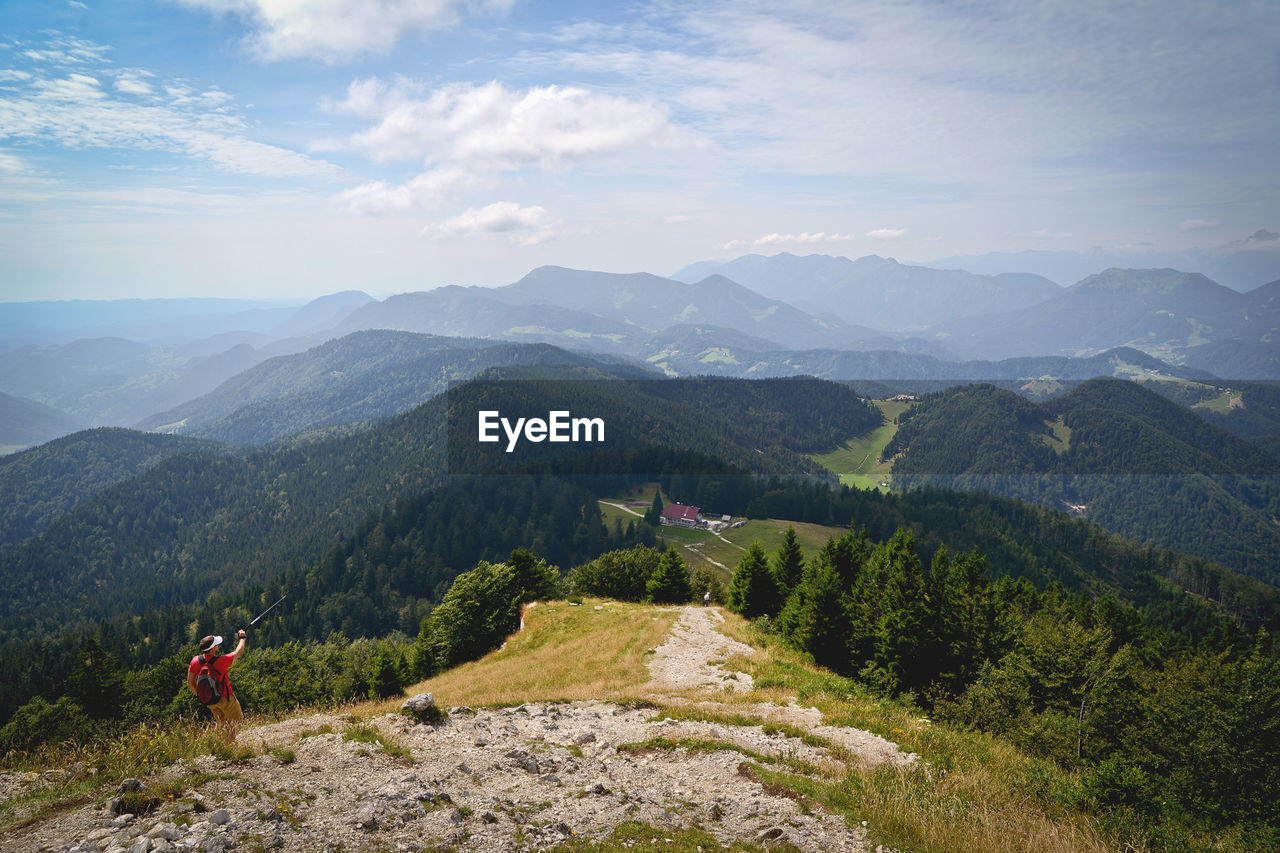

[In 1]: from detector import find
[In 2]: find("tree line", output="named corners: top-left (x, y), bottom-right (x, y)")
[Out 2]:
top-left (715, 526), bottom-right (1279, 848)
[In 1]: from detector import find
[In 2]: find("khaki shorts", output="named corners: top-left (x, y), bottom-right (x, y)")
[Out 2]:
top-left (209, 693), bottom-right (243, 725)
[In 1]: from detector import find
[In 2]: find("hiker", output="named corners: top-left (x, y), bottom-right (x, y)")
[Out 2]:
top-left (703, 590), bottom-right (711, 606)
top-left (188, 629), bottom-right (247, 742)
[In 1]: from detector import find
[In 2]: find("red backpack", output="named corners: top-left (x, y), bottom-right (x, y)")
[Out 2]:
top-left (194, 655), bottom-right (225, 705)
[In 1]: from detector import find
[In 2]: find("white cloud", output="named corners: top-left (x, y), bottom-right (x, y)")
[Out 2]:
top-left (0, 37), bottom-right (339, 179)
top-left (421, 201), bottom-right (552, 245)
top-left (35, 73), bottom-right (106, 100)
top-left (326, 78), bottom-right (700, 215)
top-left (1179, 218), bottom-right (1221, 233)
top-left (0, 149), bottom-right (32, 174)
top-left (113, 73), bottom-right (155, 96)
top-left (866, 228), bottom-right (907, 239)
top-left (333, 167), bottom-right (473, 214)
top-left (518, 0), bottom-right (1280, 228)
top-left (176, 0), bottom-right (514, 62)
top-left (331, 79), bottom-right (697, 170)
top-left (722, 231), bottom-right (857, 250)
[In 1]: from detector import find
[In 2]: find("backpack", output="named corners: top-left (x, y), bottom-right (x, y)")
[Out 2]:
top-left (194, 655), bottom-right (225, 705)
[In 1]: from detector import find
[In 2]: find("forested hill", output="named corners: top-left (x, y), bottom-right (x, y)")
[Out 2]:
top-left (136, 330), bottom-right (650, 446)
top-left (887, 378), bottom-right (1280, 582)
top-left (0, 428), bottom-right (225, 551)
top-left (1168, 378), bottom-right (1280, 460)
top-left (0, 373), bottom-right (880, 646)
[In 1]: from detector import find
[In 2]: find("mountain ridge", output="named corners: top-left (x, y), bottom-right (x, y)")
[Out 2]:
top-left (672, 252), bottom-right (1063, 330)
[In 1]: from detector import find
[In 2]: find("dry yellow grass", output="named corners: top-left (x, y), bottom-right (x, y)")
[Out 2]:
top-left (376, 599), bottom-right (676, 711)
top-left (714, 614), bottom-right (1122, 853)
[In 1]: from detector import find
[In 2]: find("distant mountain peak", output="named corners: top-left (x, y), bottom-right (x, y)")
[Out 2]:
top-left (1070, 267), bottom-right (1230, 296)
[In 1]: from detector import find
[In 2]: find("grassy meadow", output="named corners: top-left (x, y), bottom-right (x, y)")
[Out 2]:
top-left (809, 398), bottom-right (910, 490)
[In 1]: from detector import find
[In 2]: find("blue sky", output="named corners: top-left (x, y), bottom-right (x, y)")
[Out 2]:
top-left (1, 0), bottom-right (1277, 300)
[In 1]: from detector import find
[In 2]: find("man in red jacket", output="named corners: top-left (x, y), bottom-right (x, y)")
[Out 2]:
top-left (188, 629), bottom-right (247, 742)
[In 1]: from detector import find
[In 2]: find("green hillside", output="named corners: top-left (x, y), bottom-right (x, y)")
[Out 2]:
top-left (139, 331), bottom-right (647, 446)
top-left (4, 368), bottom-right (1280, 853)
top-left (888, 378), bottom-right (1280, 583)
top-left (0, 428), bottom-right (224, 551)
top-left (5, 520), bottom-right (1276, 852)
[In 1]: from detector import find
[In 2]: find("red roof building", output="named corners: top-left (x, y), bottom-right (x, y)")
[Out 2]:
top-left (662, 503), bottom-right (701, 527)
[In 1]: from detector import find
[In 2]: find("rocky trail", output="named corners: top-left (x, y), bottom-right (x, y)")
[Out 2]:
top-left (3, 608), bottom-right (915, 852)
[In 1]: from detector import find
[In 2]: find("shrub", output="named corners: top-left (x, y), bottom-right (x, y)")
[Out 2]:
top-left (0, 696), bottom-right (96, 752)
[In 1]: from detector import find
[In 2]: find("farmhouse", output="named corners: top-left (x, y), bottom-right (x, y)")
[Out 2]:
top-left (661, 503), bottom-right (701, 528)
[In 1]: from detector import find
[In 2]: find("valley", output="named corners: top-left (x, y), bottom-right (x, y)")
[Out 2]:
top-left (809, 398), bottom-right (912, 490)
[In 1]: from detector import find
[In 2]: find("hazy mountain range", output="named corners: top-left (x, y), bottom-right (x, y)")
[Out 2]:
top-left (673, 253), bottom-right (1061, 330)
top-left (924, 229), bottom-right (1280, 291)
top-left (2, 253), bottom-right (1277, 453)
top-left (929, 268), bottom-right (1280, 370)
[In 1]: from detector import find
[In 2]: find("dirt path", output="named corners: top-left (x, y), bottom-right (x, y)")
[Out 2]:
top-left (597, 500), bottom-right (643, 518)
top-left (646, 606), bottom-right (756, 694)
top-left (645, 607), bottom-right (915, 770)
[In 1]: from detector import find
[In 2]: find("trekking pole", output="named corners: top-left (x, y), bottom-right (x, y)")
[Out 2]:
top-left (240, 594), bottom-right (287, 634)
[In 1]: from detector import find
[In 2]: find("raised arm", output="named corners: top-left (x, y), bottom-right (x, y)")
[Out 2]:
top-left (226, 629), bottom-right (247, 662)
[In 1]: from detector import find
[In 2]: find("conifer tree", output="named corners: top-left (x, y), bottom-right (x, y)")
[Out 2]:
top-left (368, 645), bottom-right (403, 699)
top-left (772, 526), bottom-right (805, 597)
top-left (851, 529), bottom-right (928, 694)
top-left (775, 547), bottom-right (852, 671)
top-left (926, 546), bottom-right (995, 694)
top-left (66, 638), bottom-right (123, 720)
top-left (728, 541), bottom-right (781, 618)
top-left (644, 488), bottom-right (664, 527)
top-left (646, 548), bottom-right (693, 604)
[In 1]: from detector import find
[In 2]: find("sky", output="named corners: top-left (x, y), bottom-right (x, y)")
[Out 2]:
top-left (1, 0), bottom-right (1277, 300)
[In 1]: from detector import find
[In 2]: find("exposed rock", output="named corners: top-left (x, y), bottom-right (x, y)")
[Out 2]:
top-left (354, 805), bottom-right (380, 830)
top-left (401, 693), bottom-right (444, 724)
top-left (147, 823), bottom-right (181, 841)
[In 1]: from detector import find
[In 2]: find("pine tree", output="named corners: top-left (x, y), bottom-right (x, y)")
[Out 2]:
top-left (66, 638), bottom-right (123, 720)
top-left (644, 489), bottom-right (664, 527)
top-left (852, 529), bottom-right (928, 694)
top-left (728, 541), bottom-right (780, 618)
top-left (646, 548), bottom-right (693, 604)
top-left (775, 549), bottom-right (851, 671)
top-left (772, 526), bottom-right (805, 597)
top-left (368, 645), bottom-right (403, 699)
